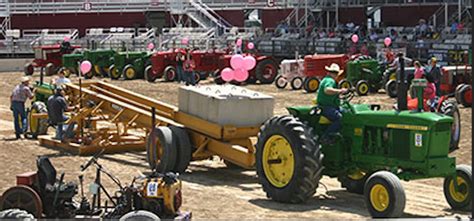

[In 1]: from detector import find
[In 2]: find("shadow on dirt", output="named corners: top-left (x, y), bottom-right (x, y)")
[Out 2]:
top-left (249, 189), bottom-right (441, 218)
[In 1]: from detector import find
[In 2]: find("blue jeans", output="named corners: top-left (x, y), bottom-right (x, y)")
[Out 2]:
top-left (184, 71), bottom-right (196, 85)
top-left (11, 101), bottom-right (27, 136)
top-left (321, 106), bottom-right (342, 137)
top-left (176, 65), bottom-right (184, 82)
top-left (54, 115), bottom-right (69, 140)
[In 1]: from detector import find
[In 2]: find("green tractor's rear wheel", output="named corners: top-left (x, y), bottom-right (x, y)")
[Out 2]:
top-left (338, 170), bottom-right (369, 194)
top-left (385, 79), bottom-right (398, 98)
top-left (123, 64), bottom-right (137, 80)
top-left (256, 116), bottom-right (323, 203)
top-left (338, 79), bottom-right (352, 89)
top-left (303, 77), bottom-right (320, 93)
top-left (443, 165), bottom-right (471, 210)
top-left (364, 171), bottom-right (406, 218)
top-left (439, 100), bottom-right (461, 152)
top-left (28, 102), bottom-right (49, 139)
top-left (109, 65), bottom-right (121, 80)
top-left (356, 80), bottom-right (370, 96)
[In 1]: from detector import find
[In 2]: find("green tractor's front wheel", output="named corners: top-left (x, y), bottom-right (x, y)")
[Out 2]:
top-left (123, 64), bottom-right (137, 80)
top-left (443, 165), bottom-right (471, 210)
top-left (338, 79), bottom-right (352, 89)
top-left (364, 171), bottom-right (406, 218)
top-left (356, 80), bottom-right (370, 96)
top-left (109, 65), bottom-right (121, 80)
top-left (256, 115), bottom-right (323, 203)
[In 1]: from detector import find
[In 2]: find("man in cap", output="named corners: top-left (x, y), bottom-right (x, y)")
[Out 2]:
top-left (316, 63), bottom-right (348, 145)
top-left (10, 76), bottom-right (35, 139)
top-left (427, 57), bottom-right (441, 96)
top-left (47, 86), bottom-right (75, 141)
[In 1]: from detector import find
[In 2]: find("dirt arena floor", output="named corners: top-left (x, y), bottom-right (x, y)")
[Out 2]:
top-left (0, 72), bottom-right (471, 219)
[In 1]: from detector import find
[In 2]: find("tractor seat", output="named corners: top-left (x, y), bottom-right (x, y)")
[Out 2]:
top-left (37, 157), bottom-right (77, 196)
top-left (309, 104), bottom-right (333, 125)
top-left (319, 116), bottom-right (332, 124)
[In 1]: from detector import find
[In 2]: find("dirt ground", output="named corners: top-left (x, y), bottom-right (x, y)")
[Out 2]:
top-left (0, 72), bottom-right (471, 219)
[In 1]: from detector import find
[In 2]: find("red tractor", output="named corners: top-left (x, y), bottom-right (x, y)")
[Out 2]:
top-left (299, 54), bottom-right (349, 93)
top-left (24, 42), bottom-right (80, 76)
top-left (439, 65), bottom-right (472, 107)
top-left (214, 54), bottom-right (278, 84)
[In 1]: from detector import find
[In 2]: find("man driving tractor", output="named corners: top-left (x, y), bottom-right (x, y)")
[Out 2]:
top-left (316, 63), bottom-right (348, 145)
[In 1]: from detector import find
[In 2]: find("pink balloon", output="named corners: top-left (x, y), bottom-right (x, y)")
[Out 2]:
top-left (80, 60), bottom-right (92, 75)
top-left (247, 42), bottom-right (255, 50)
top-left (234, 68), bottom-right (249, 82)
top-left (243, 56), bottom-right (256, 70)
top-left (181, 37), bottom-right (189, 45)
top-left (221, 68), bottom-right (234, 82)
top-left (63, 36), bottom-right (70, 42)
top-left (147, 43), bottom-right (155, 50)
top-left (230, 54), bottom-right (245, 70)
top-left (236, 38), bottom-right (242, 46)
top-left (384, 37), bottom-right (392, 47)
top-left (351, 34), bottom-right (359, 43)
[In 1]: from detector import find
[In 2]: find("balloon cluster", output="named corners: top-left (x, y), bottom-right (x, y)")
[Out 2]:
top-left (220, 54), bottom-right (256, 82)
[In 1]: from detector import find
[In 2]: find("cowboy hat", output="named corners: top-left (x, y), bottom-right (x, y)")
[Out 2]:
top-left (325, 63), bottom-right (344, 75)
top-left (20, 76), bottom-right (30, 83)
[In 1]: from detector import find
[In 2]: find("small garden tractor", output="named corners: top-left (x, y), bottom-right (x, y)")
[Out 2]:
top-left (255, 79), bottom-right (470, 217)
top-left (25, 42), bottom-right (80, 76)
top-left (275, 58), bottom-right (305, 90)
top-left (61, 52), bottom-right (84, 77)
top-left (337, 55), bottom-right (384, 96)
top-left (301, 54), bottom-right (349, 93)
top-left (109, 51), bottom-right (152, 80)
top-left (82, 49), bottom-right (116, 79)
top-left (0, 151), bottom-right (191, 220)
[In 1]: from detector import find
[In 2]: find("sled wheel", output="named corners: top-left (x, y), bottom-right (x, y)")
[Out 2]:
top-left (356, 80), bottom-right (370, 96)
top-left (256, 116), bottom-right (323, 203)
top-left (385, 79), bottom-right (397, 98)
top-left (0, 185), bottom-right (43, 218)
top-left (364, 171), bottom-right (405, 218)
top-left (169, 126), bottom-right (193, 173)
top-left (290, 77), bottom-right (303, 90)
top-left (303, 77), bottom-right (320, 93)
top-left (275, 75), bottom-right (288, 89)
top-left (146, 127), bottom-right (178, 172)
top-left (443, 165), bottom-right (471, 210)
top-left (24, 63), bottom-right (34, 76)
top-left (123, 64), bottom-right (137, 80)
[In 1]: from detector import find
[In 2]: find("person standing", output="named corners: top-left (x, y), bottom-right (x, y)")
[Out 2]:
top-left (10, 77), bottom-right (35, 139)
top-left (183, 52), bottom-right (196, 86)
top-left (175, 50), bottom-right (185, 83)
top-left (413, 61), bottom-right (425, 79)
top-left (427, 57), bottom-right (442, 96)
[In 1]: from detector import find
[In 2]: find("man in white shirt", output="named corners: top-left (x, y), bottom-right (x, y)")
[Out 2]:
top-left (52, 69), bottom-right (71, 87)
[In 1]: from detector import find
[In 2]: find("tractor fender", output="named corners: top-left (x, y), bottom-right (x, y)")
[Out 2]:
top-left (286, 106), bottom-right (312, 118)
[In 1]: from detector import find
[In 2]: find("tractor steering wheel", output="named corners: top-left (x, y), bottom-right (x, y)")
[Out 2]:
top-left (340, 88), bottom-right (355, 102)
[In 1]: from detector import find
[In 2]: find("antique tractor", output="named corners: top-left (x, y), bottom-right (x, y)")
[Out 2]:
top-left (146, 50), bottom-right (179, 82)
top-left (275, 58), bottom-right (305, 90)
top-left (61, 52), bottom-right (84, 77)
top-left (25, 42), bottom-right (80, 76)
top-left (255, 82), bottom-right (470, 217)
top-left (110, 51), bottom-right (152, 80)
top-left (26, 75), bottom-right (55, 138)
top-left (82, 49), bottom-right (116, 79)
top-left (300, 54), bottom-right (349, 93)
top-left (338, 55), bottom-right (384, 96)
top-left (0, 152), bottom-right (190, 220)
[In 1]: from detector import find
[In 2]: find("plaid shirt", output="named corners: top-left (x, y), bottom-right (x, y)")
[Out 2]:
top-left (11, 84), bottom-right (33, 102)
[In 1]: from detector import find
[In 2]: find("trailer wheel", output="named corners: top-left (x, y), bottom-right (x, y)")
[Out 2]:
top-left (147, 127), bottom-right (178, 172)
top-left (274, 75), bottom-right (287, 89)
top-left (256, 59), bottom-right (277, 84)
top-left (24, 63), bottom-right (34, 76)
top-left (119, 210), bottom-right (161, 221)
top-left (364, 171), bottom-right (405, 218)
top-left (439, 100), bottom-right (461, 152)
top-left (290, 77), bottom-right (303, 90)
top-left (163, 66), bottom-right (177, 82)
top-left (256, 116), bottom-right (323, 203)
top-left (109, 65), bottom-right (121, 80)
top-left (45, 63), bottom-right (56, 76)
top-left (385, 79), bottom-right (397, 98)
top-left (338, 170), bottom-right (369, 194)
top-left (169, 126), bottom-right (193, 173)
top-left (356, 80), bottom-right (370, 96)
top-left (28, 102), bottom-right (49, 139)
top-left (443, 165), bottom-right (471, 211)
top-left (123, 65), bottom-right (137, 80)
top-left (144, 65), bottom-right (157, 82)
top-left (0, 209), bottom-right (35, 219)
top-left (0, 185), bottom-right (43, 218)
top-left (303, 77), bottom-right (320, 93)
top-left (338, 79), bottom-right (352, 89)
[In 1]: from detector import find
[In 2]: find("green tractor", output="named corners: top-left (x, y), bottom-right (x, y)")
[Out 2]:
top-left (109, 51), bottom-right (151, 80)
top-left (61, 53), bottom-right (84, 77)
top-left (27, 79), bottom-right (55, 138)
top-left (82, 49), bottom-right (116, 79)
top-left (338, 56), bottom-right (384, 96)
top-left (255, 79), bottom-right (470, 217)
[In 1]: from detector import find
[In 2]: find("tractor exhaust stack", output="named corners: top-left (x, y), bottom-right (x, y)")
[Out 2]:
top-left (397, 53), bottom-right (408, 110)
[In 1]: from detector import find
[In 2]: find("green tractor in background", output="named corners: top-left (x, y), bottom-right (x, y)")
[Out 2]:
top-left (255, 79), bottom-right (470, 217)
top-left (82, 49), bottom-right (116, 79)
top-left (61, 53), bottom-right (84, 77)
top-left (337, 55), bottom-right (384, 96)
top-left (109, 51), bottom-right (151, 80)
